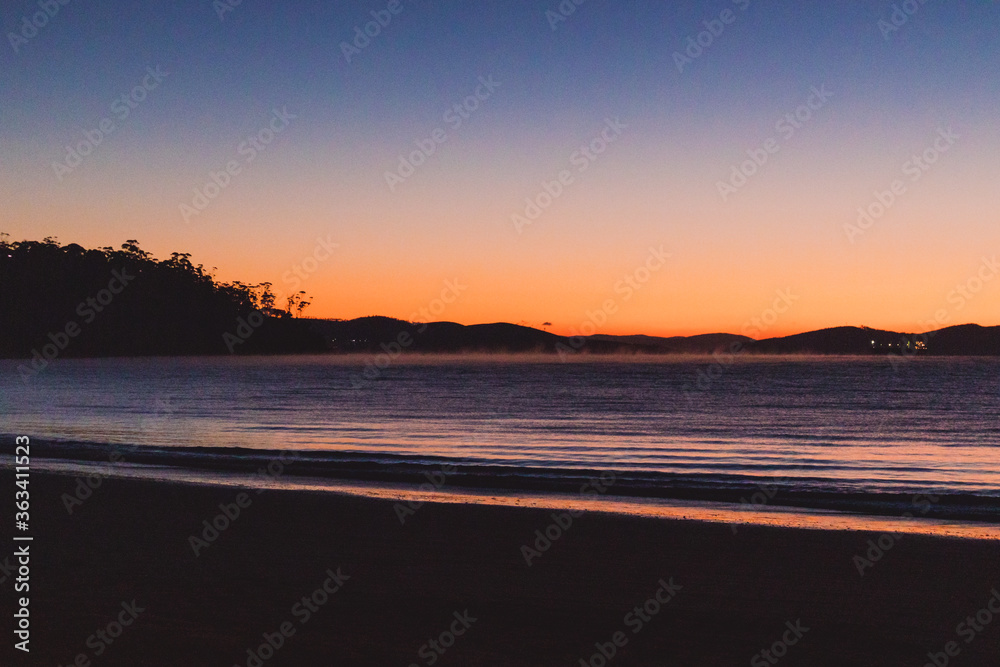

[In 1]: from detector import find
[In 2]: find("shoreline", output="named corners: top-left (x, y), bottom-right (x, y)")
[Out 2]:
top-left (28, 459), bottom-right (1000, 541)
top-left (14, 437), bottom-right (1000, 526)
top-left (4, 471), bottom-right (999, 665)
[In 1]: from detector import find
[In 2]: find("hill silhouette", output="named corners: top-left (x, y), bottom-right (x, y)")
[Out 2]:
top-left (309, 316), bottom-right (634, 354)
top-left (2, 237), bottom-right (997, 360)
top-left (749, 324), bottom-right (1000, 356)
top-left (590, 333), bottom-right (753, 353)
top-left (0, 237), bottom-right (325, 361)
top-left (309, 318), bottom-right (1000, 356)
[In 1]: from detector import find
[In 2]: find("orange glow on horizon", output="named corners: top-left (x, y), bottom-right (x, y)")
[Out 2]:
top-left (5, 114), bottom-right (999, 339)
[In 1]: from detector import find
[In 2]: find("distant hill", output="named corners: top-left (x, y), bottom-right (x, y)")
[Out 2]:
top-left (590, 333), bottom-right (753, 354)
top-left (307, 318), bottom-right (1000, 357)
top-left (921, 323), bottom-right (1000, 355)
top-left (2, 238), bottom-right (997, 360)
top-left (308, 317), bottom-right (634, 354)
top-left (747, 324), bottom-right (1000, 356)
top-left (749, 326), bottom-right (906, 355)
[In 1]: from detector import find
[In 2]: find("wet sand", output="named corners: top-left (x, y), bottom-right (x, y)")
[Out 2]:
top-left (3, 471), bottom-right (999, 666)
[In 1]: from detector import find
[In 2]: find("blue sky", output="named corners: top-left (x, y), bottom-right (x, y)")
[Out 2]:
top-left (2, 0), bottom-right (999, 334)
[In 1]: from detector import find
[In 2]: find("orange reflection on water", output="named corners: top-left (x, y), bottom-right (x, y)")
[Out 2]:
top-left (33, 460), bottom-right (1000, 541)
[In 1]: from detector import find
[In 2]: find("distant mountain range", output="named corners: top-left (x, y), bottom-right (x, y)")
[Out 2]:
top-left (309, 317), bottom-right (1000, 356)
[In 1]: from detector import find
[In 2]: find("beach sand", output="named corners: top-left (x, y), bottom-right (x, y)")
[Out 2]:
top-left (4, 471), bottom-right (999, 666)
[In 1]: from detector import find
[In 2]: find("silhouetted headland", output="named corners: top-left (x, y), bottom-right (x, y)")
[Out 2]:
top-left (2, 237), bottom-right (997, 359)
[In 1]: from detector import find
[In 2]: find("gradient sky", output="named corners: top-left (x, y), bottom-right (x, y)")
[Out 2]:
top-left (2, 0), bottom-right (999, 337)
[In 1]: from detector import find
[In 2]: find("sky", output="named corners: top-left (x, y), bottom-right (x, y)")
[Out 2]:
top-left (2, 0), bottom-right (999, 338)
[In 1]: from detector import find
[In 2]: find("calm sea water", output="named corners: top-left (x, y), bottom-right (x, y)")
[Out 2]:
top-left (2, 355), bottom-right (999, 497)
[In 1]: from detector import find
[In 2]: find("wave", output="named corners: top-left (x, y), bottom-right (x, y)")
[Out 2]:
top-left (13, 437), bottom-right (1000, 524)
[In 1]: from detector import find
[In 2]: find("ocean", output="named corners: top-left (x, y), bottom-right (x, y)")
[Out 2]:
top-left (3, 354), bottom-right (999, 523)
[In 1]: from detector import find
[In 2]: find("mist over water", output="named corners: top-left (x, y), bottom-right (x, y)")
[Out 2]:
top-left (2, 355), bottom-right (999, 497)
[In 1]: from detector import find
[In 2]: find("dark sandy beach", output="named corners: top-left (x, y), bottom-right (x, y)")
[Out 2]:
top-left (3, 471), bottom-right (999, 666)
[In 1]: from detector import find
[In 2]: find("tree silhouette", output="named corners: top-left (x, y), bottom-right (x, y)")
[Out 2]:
top-left (285, 290), bottom-right (312, 318)
top-left (0, 236), bottom-right (327, 358)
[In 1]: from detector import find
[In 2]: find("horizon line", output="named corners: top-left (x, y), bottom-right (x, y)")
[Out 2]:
top-left (300, 315), bottom-right (998, 342)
